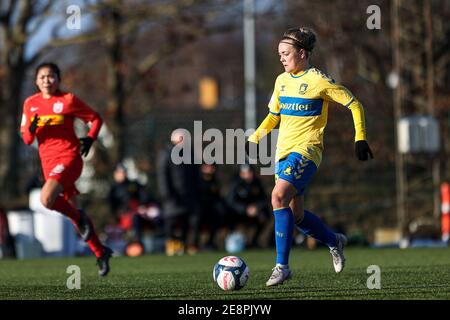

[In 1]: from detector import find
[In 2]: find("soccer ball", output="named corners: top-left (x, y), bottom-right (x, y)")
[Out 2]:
top-left (213, 256), bottom-right (249, 291)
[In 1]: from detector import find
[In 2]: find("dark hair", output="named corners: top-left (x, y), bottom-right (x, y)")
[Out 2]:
top-left (35, 62), bottom-right (61, 81)
top-left (239, 164), bottom-right (253, 172)
top-left (280, 27), bottom-right (317, 57)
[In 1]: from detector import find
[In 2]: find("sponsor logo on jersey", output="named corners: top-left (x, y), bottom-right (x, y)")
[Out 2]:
top-left (279, 96), bottom-right (323, 116)
top-left (53, 101), bottom-right (64, 113)
top-left (34, 115), bottom-right (65, 126)
top-left (280, 102), bottom-right (313, 111)
top-left (30, 106), bottom-right (39, 112)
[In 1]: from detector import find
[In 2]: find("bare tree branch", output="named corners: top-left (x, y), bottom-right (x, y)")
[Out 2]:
top-left (28, 0), bottom-right (54, 35)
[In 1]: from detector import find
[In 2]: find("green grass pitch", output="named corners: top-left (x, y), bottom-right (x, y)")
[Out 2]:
top-left (1, 247), bottom-right (449, 300)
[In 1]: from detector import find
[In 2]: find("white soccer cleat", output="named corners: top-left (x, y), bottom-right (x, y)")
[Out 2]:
top-left (330, 233), bottom-right (347, 273)
top-left (265, 265), bottom-right (292, 287)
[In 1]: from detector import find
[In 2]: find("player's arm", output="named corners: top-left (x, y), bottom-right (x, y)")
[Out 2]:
top-left (71, 94), bottom-right (103, 157)
top-left (320, 79), bottom-right (373, 161)
top-left (71, 95), bottom-right (103, 139)
top-left (248, 76), bottom-right (282, 144)
top-left (20, 100), bottom-right (37, 145)
top-left (248, 113), bottom-right (280, 144)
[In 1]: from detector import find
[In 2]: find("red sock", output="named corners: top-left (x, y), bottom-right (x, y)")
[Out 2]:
top-left (52, 196), bottom-right (81, 221)
top-left (52, 196), bottom-right (105, 258)
top-left (85, 217), bottom-right (105, 258)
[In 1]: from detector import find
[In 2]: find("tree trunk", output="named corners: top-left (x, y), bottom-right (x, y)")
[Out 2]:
top-left (103, 1), bottom-right (126, 164)
top-left (0, 55), bottom-right (26, 201)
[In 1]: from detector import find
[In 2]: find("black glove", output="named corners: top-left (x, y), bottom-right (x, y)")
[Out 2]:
top-left (80, 137), bottom-right (94, 157)
top-left (245, 140), bottom-right (259, 162)
top-left (29, 114), bottom-right (39, 134)
top-left (355, 140), bottom-right (373, 161)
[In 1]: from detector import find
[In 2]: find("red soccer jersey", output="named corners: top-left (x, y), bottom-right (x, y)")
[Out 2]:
top-left (20, 91), bottom-right (103, 163)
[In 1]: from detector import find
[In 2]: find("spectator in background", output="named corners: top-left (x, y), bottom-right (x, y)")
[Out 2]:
top-left (227, 165), bottom-right (271, 249)
top-left (108, 163), bottom-right (148, 218)
top-left (197, 163), bottom-right (227, 250)
top-left (157, 129), bottom-right (200, 255)
top-left (108, 163), bottom-right (162, 248)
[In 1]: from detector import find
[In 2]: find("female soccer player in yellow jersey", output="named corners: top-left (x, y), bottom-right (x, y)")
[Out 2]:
top-left (247, 27), bottom-right (373, 286)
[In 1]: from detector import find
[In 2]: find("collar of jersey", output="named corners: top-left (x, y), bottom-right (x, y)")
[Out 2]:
top-left (290, 68), bottom-right (310, 78)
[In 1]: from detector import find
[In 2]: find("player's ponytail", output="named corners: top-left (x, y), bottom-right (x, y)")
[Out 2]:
top-left (281, 27), bottom-right (317, 57)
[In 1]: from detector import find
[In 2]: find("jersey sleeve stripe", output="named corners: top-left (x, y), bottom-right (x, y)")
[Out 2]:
top-left (344, 98), bottom-right (355, 108)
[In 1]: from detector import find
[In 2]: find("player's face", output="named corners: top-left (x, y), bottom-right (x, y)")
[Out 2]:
top-left (35, 67), bottom-right (59, 96)
top-left (278, 41), bottom-right (304, 73)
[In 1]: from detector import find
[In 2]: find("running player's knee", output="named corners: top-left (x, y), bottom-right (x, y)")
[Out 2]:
top-left (40, 193), bottom-right (55, 209)
top-left (271, 190), bottom-right (289, 209)
top-left (271, 193), bottom-right (281, 208)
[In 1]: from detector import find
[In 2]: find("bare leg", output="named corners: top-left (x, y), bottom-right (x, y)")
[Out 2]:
top-left (40, 179), bottom-right (104, 258)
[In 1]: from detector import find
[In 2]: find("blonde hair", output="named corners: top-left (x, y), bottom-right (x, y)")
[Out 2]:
top-left (280, 27), bottom-right (317, 57)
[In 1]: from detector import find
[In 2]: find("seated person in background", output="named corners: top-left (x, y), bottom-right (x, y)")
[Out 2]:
top-left (198, 163), bottom-right (227, 250)
top-left (108, 163), bottom-right (161, 244)
top-left (227, 165), bottom-right (271, 248)
top-left (108, 164), bottom-right (147, 218)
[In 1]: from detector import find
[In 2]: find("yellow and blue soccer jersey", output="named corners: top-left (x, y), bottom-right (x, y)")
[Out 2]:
top-left (249, 67), bottom-right (367, 167)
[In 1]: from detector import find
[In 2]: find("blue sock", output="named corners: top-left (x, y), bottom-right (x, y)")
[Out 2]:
top-left (273, 207), bottom-right (294, 266)
top-left (296, 210), bottom-right (337, 248)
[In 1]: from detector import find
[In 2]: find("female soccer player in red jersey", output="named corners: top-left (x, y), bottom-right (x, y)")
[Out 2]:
top-left (20, 62), bottom-right (112, 276)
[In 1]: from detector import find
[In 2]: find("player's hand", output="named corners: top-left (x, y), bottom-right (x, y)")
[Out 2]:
top-left (245, 140), bottom-right (259, 162)
top-left (29, 114), bottom-right (39, 134)
top-left (355, 140), bottom-right (373, 161)
top-left (246, 204), bottom-right (258, 217)
top-left (80, 137), bottom-right (94, 157)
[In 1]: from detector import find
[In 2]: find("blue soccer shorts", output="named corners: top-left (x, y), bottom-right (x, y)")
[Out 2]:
top-left (274, 152), bottom-right (318, 196)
